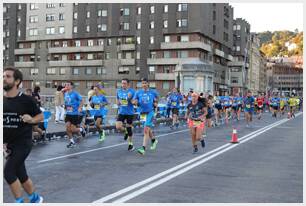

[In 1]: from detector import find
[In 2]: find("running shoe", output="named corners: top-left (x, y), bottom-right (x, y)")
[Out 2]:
top-left (137, 147), bottom-right (145, 155)
top-left (30, 194), bottom-right (44, 203)
top-left (193, 146), bottom-right (198, 154)
top-left (80, 127), bottom-right (86, 137)
top-left (124, 128), bottom-right (128, 141)
top-left (150, 139), bottom-right (158, 150)
top-left (66, 142), bottom-right (76, 148)
top-left (128, 144), bottom-right (135, 151)
top-left (99, 130), bottom-right (105, 142)
top-left (200, 139), bottom-right (205, 148)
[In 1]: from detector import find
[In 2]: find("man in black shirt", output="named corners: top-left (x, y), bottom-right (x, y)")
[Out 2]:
top-left (3, 67), bottom-right (44, 203)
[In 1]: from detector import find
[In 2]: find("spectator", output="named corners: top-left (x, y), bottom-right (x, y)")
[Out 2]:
top-left (32, 86), bottom-right (42, 107)
top-left (54, 85), bottom-right (65, 123)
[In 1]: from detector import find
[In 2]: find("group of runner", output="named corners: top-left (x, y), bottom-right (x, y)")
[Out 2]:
top-left (3, 67), bottom-right (302, 203)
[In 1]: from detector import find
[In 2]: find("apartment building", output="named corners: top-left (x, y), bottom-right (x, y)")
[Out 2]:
top-left (11, 3), bottom-right (234, 95)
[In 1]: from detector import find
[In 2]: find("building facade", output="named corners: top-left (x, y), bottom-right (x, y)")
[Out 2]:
top-left (8, 3), bottom-right (234, 95)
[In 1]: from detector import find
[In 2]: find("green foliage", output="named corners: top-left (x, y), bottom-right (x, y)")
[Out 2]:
top-left (257, 30), bottom-right (303, 57)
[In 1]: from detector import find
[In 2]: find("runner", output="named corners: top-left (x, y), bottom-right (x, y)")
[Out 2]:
top-left (244, 90), bottom-right (255, 128)
top-left (287, 94), bottom-right (296, 118)
top-left (270, 95), bottom-right (280, 118)
top-left (115, 78), bottom-right (136, 151)
top-left (206, 95), bottom-right (214, 128)
top-left (64, 81), bottom-right (86, 148)
top-left (3, 67), bottom-right (44, 203)
top-left (168, 88), bottom-right (183, 129)
top-left (90, 85), bottom-right (109, 142)
top-left (279, 96), bottom-right (286, 116)
top-left (223, 92), bottom-right (231, 125)
top-left (132, 78), bottom-right (159, 155)
top-left (231, 93), bottom-right (242, 121)
top-left (256, 93), bottom-right (265, 120)
top-left (214, 91), bottom-right (222, 125)
top-left (186, 92), bottom-right (207, 153)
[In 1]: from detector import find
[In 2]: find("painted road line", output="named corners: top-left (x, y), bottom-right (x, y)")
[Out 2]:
top-left (37, 129), bottom-right (190, 163)
top-left (93, 117), bottom-right (290, 203)
top-left (111, 115), bottom-right (298, 203)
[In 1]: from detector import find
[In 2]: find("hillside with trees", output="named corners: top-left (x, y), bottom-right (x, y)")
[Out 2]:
top-left (257, 30), bottom-right (303, 57)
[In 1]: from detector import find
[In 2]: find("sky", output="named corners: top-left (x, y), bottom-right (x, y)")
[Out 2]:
top-left (230, 3), bottom-right (303, 33)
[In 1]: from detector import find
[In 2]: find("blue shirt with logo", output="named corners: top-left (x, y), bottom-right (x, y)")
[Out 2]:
top-left (117, 88), bottom-right (135, 115)
top-left (271, 97), bottom-right (280, 106)
top-left (64, 91), bottom-right (83, 115)
top-left (90, 95), bottom-right (108, 116)
top-left (223, 96), bottom-right (231, 107)
top-left (168, 93), bottom-right (183, 109)
top-left (244, 96), bottom-right (255, 110)
top-left (133, 89), bottom-right (159, 113)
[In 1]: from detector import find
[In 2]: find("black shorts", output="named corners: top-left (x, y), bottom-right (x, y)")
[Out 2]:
top-left (232, 106), bottom-right (238, 111)
top-left (272, 105), bottom-right (279, 110)
top-left (65, 114), bottom-right (83, 126)
top-left (117, 114), bottom-right (134, 125)
top-left (215, 104), bottom-right (222, 110)
top-left (171, 108), bottom-right (179, 115)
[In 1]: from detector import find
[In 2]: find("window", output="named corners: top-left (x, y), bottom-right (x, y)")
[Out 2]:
top-left (4, 6), bottom-right (7, 12)
top-left (73, 26), bottom-right (77, 33)
top-left (105, 52), bottom-right (110, 59)
top-left (17, 16), bottom-right (21, 23)
top-left (136, 22), bottom-right (141, 30)
top-left (136, 36), bottom-right (141, 44)
top-left (101, 24), bottom-right (107, 31)
top-left (213, 10), bottom-right (216, 20)
top-left (46, 14), bottom-right (55, 21)
top-left (18, 4), bottom-right (22, 10)
top-left (17, 30), bottom-right (21, 37)
top-left (236, 25), bottom-right (241, 30)
top-left (163, 20), bottom-right (168, 28)
top-left (223, 32), bottom-right (228, 42)
top-left (178, 3), bottom-right (188, 11)
top-left (123, 23), bottom-right (130, 30)
top-left (86, 25), bottom-right (90, 32)
top-left (86, 82), bottom-right (93, 88)
top-left (29, 15), bottom-right (38, 23)
top-left (164, 51), bottom-right (171, 58)
top-left (150, 5), bottom-right (155, 14)
top-left (30, 3), bottom-right (39, 10)
top-left (163, 82), bottom-right (170, 90)
top-left (149, 66), bottom-right (155, 74)
top-left (118, 66), bottom-right (130, 74)
top-left (224, 19), bottom-right (229, 29)
top-left (137, 52), bottom-right (140, 59)
top-left (75, 54), bottom-right (81, 60)
top-left (59, 13), bottom-right (64, 20)
top-left (87, 54), bottom-right (93, 60)
top-left (85, 68), bottom-right (92, 74)
top-left (59, 26), bottom-right (65, 34)
top-left (121, 8), bottom-right (130, 16)
top-left (181, 35), bottom-right (189, 42)
top-left (163, 66), bottom-right (170, 73)
top-left (29, 28), bottom-right (38, 36)
top-left (88, 40), bottom-right (93, 46)
top-left (60, 68), bottom-right (66, 75)
top-left (75, 40), bottom-right (81, 47)
top-left (165, 36), bottom-right (170, 42)
top-left (236, 46), bottom-right (240, 51)
top-left (96, 67), bottom-right (104, 75)
top-left (150, 51), bottom-right (156, 58)
top-left (150, 21), bottom-right (154, 29)
top-left (137, 7), bottom-right (141, 14)
top-left (86, 11), bottom-right (90, 18)
top-left (233, 25), bottom-right (237, 30)
top-left (98, 9), bottom-right (108, 17)
top-left (178, 51), bottom-right (188, 58)
top-left (98, 39), bottom-right (104, 46)
top-left (73, 12), bottom-right (78, 19)
top-left (117, 52), bottom-right (122, 59)
top-left (47, 68), bottom-right (56, 75)
top-left (107, 39), bottom-right (112, 46)
top-left (136, 67), bottom-right (140, 74)
top-left (213, 25), bottom-right (216, 34)
top-left (46, 27), bottom-right (56, 35)
top-left (176, 20), bottom-right (181, 27)
top-left (181, 19), bottom-right (188, 27)
top-left (59, 3), bottom-right (64, 7)
top-left (30, 68), bottom-right (39, 75)
top-left (46, 4), bottom-right (55, 8)
top-left (164, 5), bottom-right (168, 13)
top-left (5, 31), bottom-right (10, 37)
top-left (72, 68), bottom-right (79, 75)
top-left (150, 36), bottom-right (154, 44)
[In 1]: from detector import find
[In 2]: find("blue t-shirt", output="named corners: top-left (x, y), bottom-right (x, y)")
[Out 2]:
top-left (244, 96), bottom-right (255, 110)
top-left (168, 93), bottom-right (183, 109)
top-left (223, 96), bottom-right (231, 107)
top-left (117, 88), bottom-right (135, 115)
top-left (215, 96), bottom-right (222, 105)
top-left (271, 97), bottom-right (280, 106)
top-left (133, 89), bottom-right (159, 113)
top-left (90, 95), bottom-right (108, 116)
top-left (232, 97), bottom-right (240, 107)
top-left (64, 91), bottom-right (83, 115)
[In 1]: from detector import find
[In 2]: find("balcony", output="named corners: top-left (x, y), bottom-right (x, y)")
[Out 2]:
top-left (147, 58), bottom-right (201, 65)
top-left (15, 48), bottom-right (35, 55)
top-left (120, 59), bottom-right (135, 66)
top-left (118, 44), bottom-right (135, 51)
top-left (155, 73), bottom-right (175, 80)
top-left (48, 60), bottom-right (103, 67)
top-left (14, 61), bottom-right (35, 67)
top-left (214, 49), bottom-right (225, 58)
top-left (161, 41), bottom-right (212, 52)
top-left (48, 45), bottom-right (104, 54)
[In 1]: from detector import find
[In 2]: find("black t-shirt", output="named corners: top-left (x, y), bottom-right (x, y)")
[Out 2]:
top-left (187, 101), bottom-right (205, 120)
top-left (32, 92), bottom-right (41, 107)
top-left (3, 92), bottom-right (42, 145)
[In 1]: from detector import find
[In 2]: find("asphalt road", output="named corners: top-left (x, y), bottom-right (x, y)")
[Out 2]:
top-left (3, 112), bottom-right (303, 203)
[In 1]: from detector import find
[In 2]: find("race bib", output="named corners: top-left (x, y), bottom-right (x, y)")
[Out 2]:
top-left (94, 104), bottom-right (100, 110)
top-left (121, 99), bottom-right (128, 106)
top-left (140, 114), bottom-right (147, 122)
top-left (246, 104), bottom-right (251, 109)
top-left (171, 102), bottom-right (177, 106)
top-left (66, 106), bottom-right (73, 112)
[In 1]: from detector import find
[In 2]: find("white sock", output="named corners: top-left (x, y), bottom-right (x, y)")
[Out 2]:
top-left (79, 127), bottom-right (83, 132)
top-left (70, 138), bottom-right (75, 143)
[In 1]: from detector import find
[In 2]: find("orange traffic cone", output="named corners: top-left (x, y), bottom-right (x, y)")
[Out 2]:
top-left (231, 128), bottom-right (239, 143)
